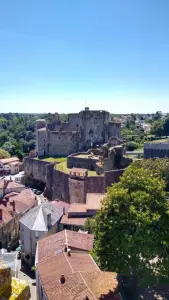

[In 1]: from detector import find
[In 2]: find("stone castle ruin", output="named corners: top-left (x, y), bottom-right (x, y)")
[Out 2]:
top-left (36, 107), bottom-right (121, 157)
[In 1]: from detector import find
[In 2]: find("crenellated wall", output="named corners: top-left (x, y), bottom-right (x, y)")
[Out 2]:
top-left (24, 157), bottom-right (125, 203)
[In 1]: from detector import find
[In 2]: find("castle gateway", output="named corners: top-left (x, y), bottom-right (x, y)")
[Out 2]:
top-left (36, 107), bottom-right (121, 157)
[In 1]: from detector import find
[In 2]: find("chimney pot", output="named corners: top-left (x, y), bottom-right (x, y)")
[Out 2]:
top-left (67, 249), bottom-right (71, 256)
top-left (60, 275), bottom-right (65, 284)
top-left (10, 201), bottom-right (15, 212)
top-left (64, 243), bottom-right (67, 252)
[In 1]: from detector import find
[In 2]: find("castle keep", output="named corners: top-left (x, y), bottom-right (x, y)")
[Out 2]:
top-left (36, 107), bottom-right (121, 157)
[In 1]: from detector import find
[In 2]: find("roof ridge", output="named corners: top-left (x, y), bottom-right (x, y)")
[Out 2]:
top-left (79, 271), bottom-right (97, 299)
top-left (32, 206), bottom-right (43, 229)
top-left (64, 252), bottom-right (74, 273)
top-left (89, 254), bottom-right (101, 272)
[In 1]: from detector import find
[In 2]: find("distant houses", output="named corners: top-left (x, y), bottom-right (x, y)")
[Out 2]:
top-left (0, 157), bottom-right (22, 175)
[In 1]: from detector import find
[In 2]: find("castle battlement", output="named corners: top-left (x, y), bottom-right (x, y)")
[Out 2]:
top-left (36, 108), bottom-right (121, 157)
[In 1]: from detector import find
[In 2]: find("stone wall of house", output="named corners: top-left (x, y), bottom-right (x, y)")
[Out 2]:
top-left (52, 169), bottom-right (70, 202)
top-left (67, 152), bottom-right (99, 170)
top-left (105, 169), bottom-right (124, 189)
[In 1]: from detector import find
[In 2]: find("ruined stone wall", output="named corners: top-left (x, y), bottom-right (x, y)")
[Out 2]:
top-left (68, 178), bottom-right (86, 203)
top-left (67, 113), bottom-right (82, 131)
top-left (23, 157), bottom-right (50, 183)
top-left (108, 122), bottom-right (121, 139)
top-left (37, 129), bottom-right (48, 157)
top-left (48, 131), bottom-right (80, 157)
top-left (86, 176), bottom-right (105, 193)
top-left (105, 169), bottom-right (124, 189)
top-left (80, 110), bottom-right (109, 149)
top-left (52, 169), bottom-right (70, 202)
top-left (67, 153), bottom-right (99, 170)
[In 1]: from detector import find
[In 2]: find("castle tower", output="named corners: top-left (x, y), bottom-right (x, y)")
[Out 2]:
top-left (35, 119), bottom-right (48, 157)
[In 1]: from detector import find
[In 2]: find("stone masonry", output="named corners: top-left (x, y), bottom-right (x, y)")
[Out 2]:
top-left (36, 107), bottom-right (121, 157)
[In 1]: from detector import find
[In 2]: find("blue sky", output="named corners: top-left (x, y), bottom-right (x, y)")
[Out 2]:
top-left (0, 0), bottom-right (169, 113)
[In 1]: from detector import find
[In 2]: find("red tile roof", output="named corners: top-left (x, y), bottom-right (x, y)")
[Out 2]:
top-left (86, 193), bottom-right (105, 210)
top-left (9, 189), bottom-right (37, 214)
top-left (60, 215), bottom-right (87, 227)
top-left (68, 203), bottom-right (87, 213)
top-left (38, 229), bottom-right (94, 263)
top-left (52, 200), bottom-right (70, 213)
top-left (0, 204), bottom-right (13, 223)
top-left (7, 181), bottom-right (25, 189)
top-left (37, 252), bottom-right (119, 300)
top-left (0, 157), bottom-right (19, 165)
top-left (4, 192), bottom-right (19, 199)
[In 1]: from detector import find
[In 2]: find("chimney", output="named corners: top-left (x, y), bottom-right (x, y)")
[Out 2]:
top-left (60, 275), bottom-right (65, 284)
top-left (10, 201), bottom-right (15, 212)
top-left (0, 209), bottom-right (2, 221)
top-left (67, 249), bottom-right (71, 256)
top-left (47, 213), bottom-right (51, 229)
top-left (63, 207), bottom-right (65, 215)
top-left (64, 243), bottom-right (67, 252)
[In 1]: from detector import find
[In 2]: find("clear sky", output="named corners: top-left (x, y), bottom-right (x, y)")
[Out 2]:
top-left (0, 0), bottom-right (169, 114)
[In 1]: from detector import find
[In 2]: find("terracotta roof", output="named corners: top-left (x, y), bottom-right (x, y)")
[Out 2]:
top-left (37, 252), bottom-right (99, 296)
top-left (52, 200), bottom-right (70, 213)
top-left (4, 192), bottom-right (19, 199)
top-left (9, 161), bottom-right (20, 166)
top-left (0, 157), bottom-right (19, 165)
top-left (68, 203), bottom-right (87, 213)
top-left (60, 215), bottom-right (87, 226)
top-left (37, 252), bottom-right (119, 300)
top-left (0, 204), bottom-right (13, 223)
top-left (38, 229), bottom-right (94, 263)
top-left (7, 181), bottom-right (25, 189)
top-left (86, 193), bottom-right (105, 210)
top-left (10, 189), bottom-right (37, 214)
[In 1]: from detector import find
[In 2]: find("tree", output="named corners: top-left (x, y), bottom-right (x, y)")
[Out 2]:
top-left (2, 142), bottom-right (16, 156)
top-left (93, 166), bottom-right (169, 296)
top-left (0, 148), bottom-right (10, 159)
top-left (84, 217), bottom-right (96, 234)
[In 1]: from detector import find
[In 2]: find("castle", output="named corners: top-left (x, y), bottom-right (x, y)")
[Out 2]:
top-left (36, 107), bottom-right (121, 157)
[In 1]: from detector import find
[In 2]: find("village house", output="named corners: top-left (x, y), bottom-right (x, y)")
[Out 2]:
top-left (0, 157), bottom-right (21, 175)
top-left (36, 230), bottom-right (120, 300)
top-left (0, 189), bottom-right (37, 249)
top-left (59, 193), bottom-right (105, 231)
top-left (20, 201), bottom-right (63, 266)
top-left (0, 179), bottom-right (25, 199)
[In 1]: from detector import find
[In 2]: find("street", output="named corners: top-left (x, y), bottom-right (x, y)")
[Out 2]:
top-left (17, 259), bottom-right (37, 300)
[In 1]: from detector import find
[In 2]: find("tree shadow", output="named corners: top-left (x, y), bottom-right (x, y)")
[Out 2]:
top-left (139, 285), bottom-right (169, 299)
top-left (20, 264), bottom-right (35, 280)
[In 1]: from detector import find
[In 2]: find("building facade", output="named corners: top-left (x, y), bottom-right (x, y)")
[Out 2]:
top-left (36, 108), bottom-right (121, 157)
top-left (20, 202), bottom-right (63, 266)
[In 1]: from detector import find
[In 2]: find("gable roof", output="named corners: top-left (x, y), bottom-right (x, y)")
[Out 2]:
top-left (0, 204), bottom-right (13, 224)
top-left (37, 252), bottom-right (119, 300)
top-left (0, 157), bottom-right (19, 165)
top-left (8, 189), bottom-right (37, 214)
top-left (20, 201), bottom-right (63, 231)
top-left (38, 229), bottom-right (94, 263)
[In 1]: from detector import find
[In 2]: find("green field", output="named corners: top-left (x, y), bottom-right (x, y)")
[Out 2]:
top-left (38, 157), bottom-right (67, 163)
top-left (56, 159), bottom-right (103, 176)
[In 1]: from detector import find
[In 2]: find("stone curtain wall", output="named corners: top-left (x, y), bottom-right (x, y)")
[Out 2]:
top-left (86, 176), bottom-right (105, 193)
top-left (67, 153), bottom-right (99, 170)
top-left (24, 157), bottom-right (50, 183)
top-left (105, 169), bottom-right (124, 189)
top-left (69, 178), bottom-right (86, 203)
top-left (52, 169), bottom-right (70, 202)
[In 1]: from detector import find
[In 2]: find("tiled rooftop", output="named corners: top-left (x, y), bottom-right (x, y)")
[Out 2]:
top-left (0, 204), bottom-right (13, 223)
top-left (68, 203), bottom-right (87, 213)
top-left (60, 215), bottom-right (87, 226)
top-left (37, 252), bottom-right (119, 300)
top-left (0, 157), bottom-right (19, 165)
top-left (52, 200), bottom-right (70, 213)
top-left (86, 193), bottom-right (105, 210)
top-left (38, 229), bottom-right (94, 263)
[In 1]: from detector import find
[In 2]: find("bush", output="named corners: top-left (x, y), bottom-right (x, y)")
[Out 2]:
top-left (125, 141), bottom-right (139, 151)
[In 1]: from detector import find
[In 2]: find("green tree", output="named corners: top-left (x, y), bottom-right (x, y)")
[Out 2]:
top-left (0, 148), bottom-right (10, 159)
top-left (93, 166), bottom-right (169, 296)
top-left (2, 142), bottom-right (16, 156)
top-left (84, 217), bottom-right (96, 234)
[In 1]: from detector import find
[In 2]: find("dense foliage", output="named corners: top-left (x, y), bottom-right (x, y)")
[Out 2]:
top-left (133, 158), bottom-right (169, 192)
top-left (0, 114), bottom-right (37, 158)
top-left (0, 148), bottom-right (10, 159)
top-left (151, 116), bottom-right (169, 137)
top-left (0, 113), bottom-right (68, 158)
top-left (93, 165), bottom-right (169, 291)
